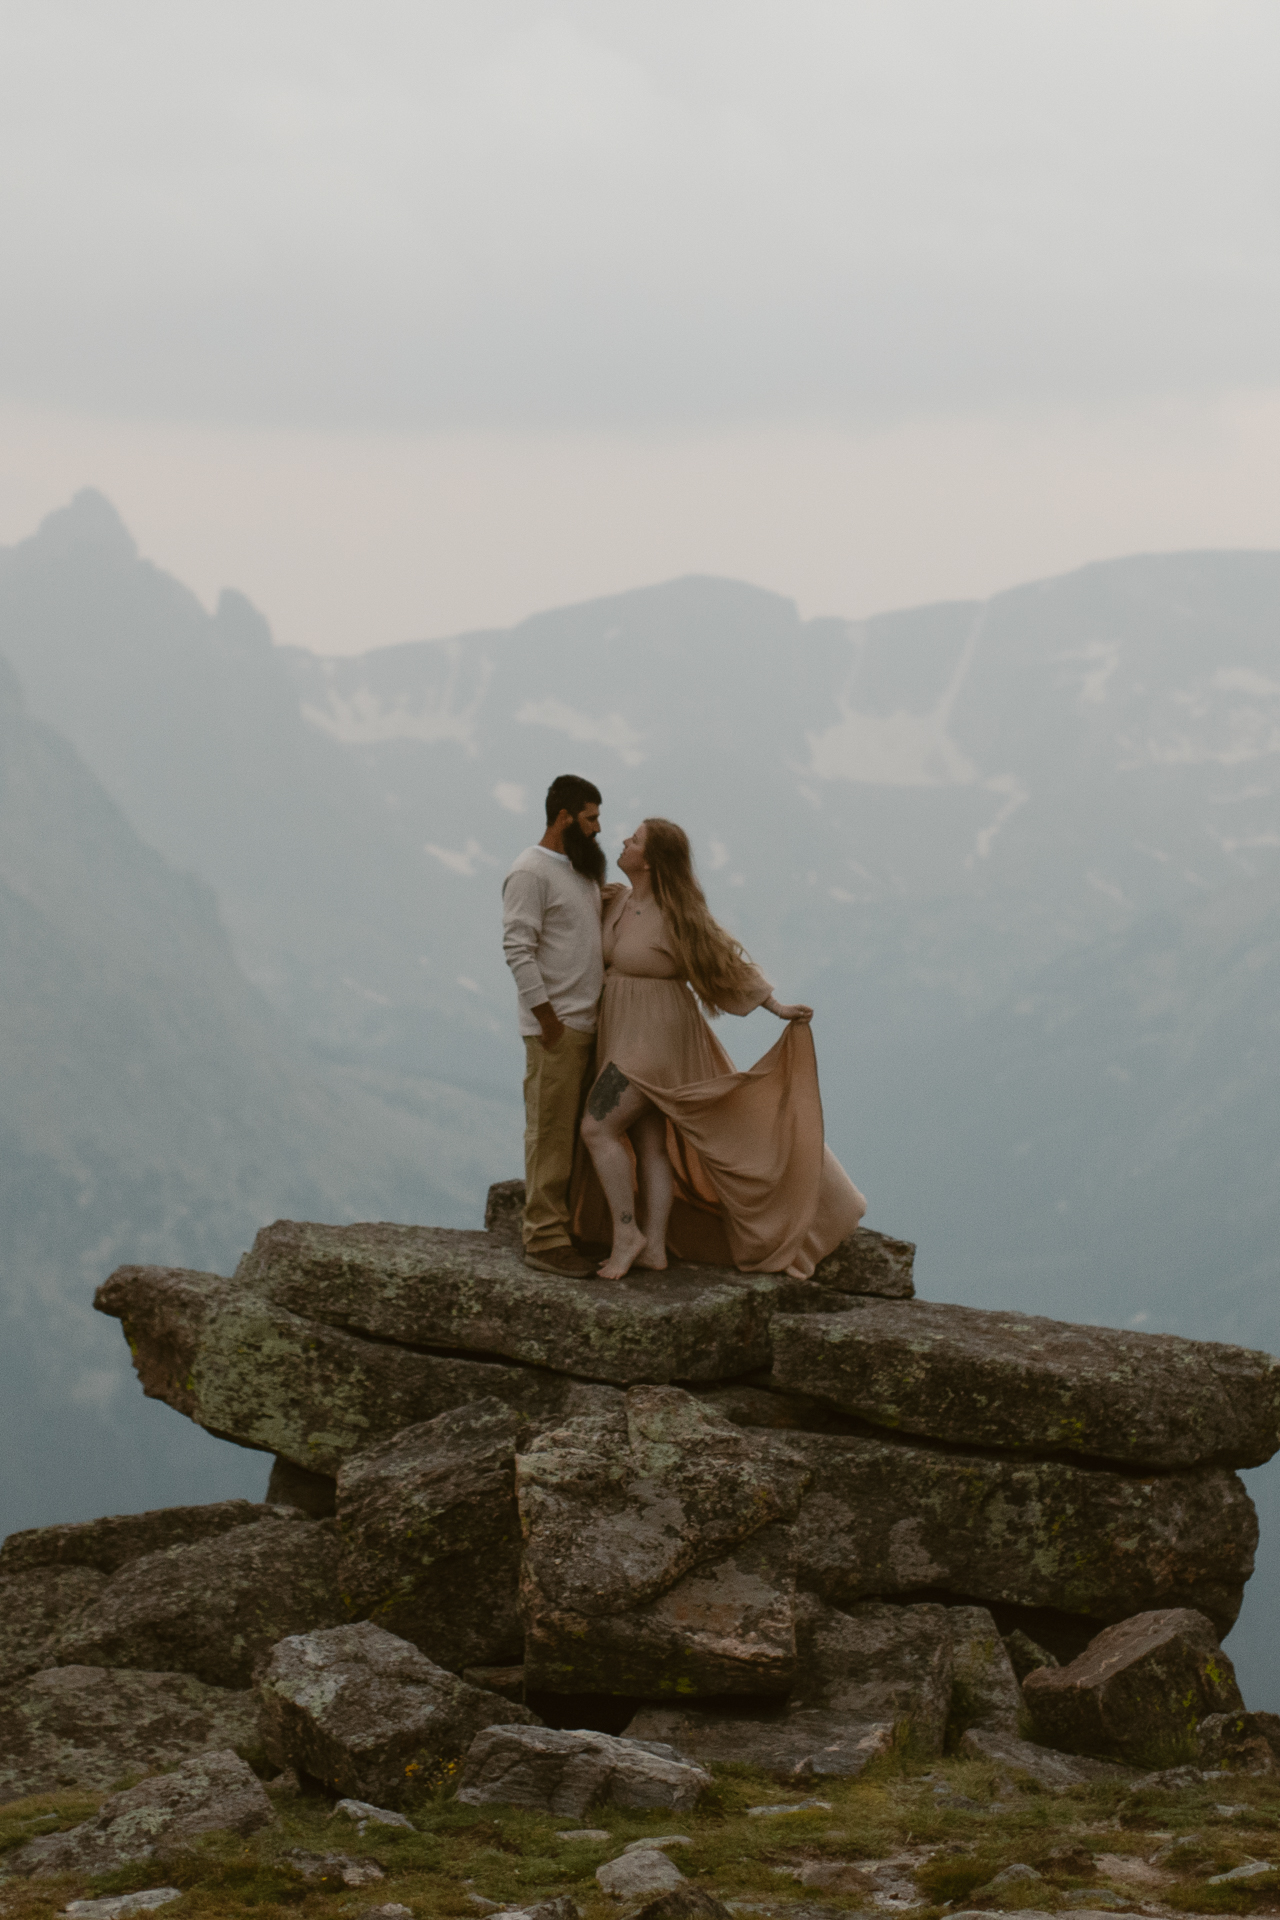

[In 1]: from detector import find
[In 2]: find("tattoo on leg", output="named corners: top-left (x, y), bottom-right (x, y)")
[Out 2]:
top-left (621, 1212), bottom-right (632, 1224)
top-left (587, 1062), bottom-right (631, 1121)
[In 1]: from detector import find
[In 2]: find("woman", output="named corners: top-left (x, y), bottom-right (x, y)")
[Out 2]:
top-left (574, 817), bottom-right (866, 1280)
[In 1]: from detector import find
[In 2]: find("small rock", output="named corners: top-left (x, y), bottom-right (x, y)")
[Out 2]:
top-left (1023, 1609), bottom-right (1243, 1767)
top-left (283, 1848), bottom-right (387, 1888)
top-left (989, 1865), bottom-right (1043, 1886)
top-left (1003, 1630), bottom-right (1060, 1684)
top-left (7, 1748), bottom-right (274, 1877)
top-left (1149, 1834), bottom-right (1204, 1867)
top-left (621, 1836), bottom-right (693, 1853)
top-left (1131, 1764), bottom-right (1204, 1791)
top-left (1062, 1893), bottom-right (1131, 1910)
top-left (457, 1724), bottom-right (711, 1819)
top-left (355, 1907), bottom-right (414, 1920)
top-left (62, 1893), bottom-right (182, 1919)
top-left (556, 1829), bottom-right (611, 1843)
top-left (598, 1849), bottom-right (687, 1899)
top-left (745, 1798), bottom-right (833, 1816)
top-left (332, 1796), bottom-right (415, 1832)
top-left (631, 1891), bottom-right (733, 1920)
top-left (260, 1619), bottom-right (538, 1806)
top-left (464, 1665), bottom-right (526, 1704)
top-left (1209, 1863), bottom-right (1276, 1885)
top-left (1198, 1710), bottom-right (1279, 1774)
top-left (267, 1767), bottom-right (302, 1797)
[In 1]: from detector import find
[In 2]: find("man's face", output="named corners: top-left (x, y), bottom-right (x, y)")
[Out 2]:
top-left (576, 804), bottom-right (602, 839)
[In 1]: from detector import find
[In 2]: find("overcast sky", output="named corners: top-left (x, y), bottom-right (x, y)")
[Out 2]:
top-left (2, 0), bottom-right (1279, 651)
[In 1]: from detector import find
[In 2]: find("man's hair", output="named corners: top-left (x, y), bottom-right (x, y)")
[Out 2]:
top-left (545, 774), bottom-right (602, 826)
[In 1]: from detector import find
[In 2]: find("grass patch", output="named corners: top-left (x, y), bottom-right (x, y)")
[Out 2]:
top-left (4, 1756), bottom-right (1280, 1920)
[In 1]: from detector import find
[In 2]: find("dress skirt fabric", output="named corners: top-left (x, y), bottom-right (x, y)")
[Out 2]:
top-left (569, 965), bottom-right (865, 1277)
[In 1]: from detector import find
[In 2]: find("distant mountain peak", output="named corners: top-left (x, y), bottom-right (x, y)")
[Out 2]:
top-left (213, 588), bottom-right (274, 654)
top-left (33, 488), bottom-right (138, 563)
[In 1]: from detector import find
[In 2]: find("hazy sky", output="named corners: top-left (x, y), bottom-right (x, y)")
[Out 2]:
top-left (2, 0), bottom-right (1279, 651)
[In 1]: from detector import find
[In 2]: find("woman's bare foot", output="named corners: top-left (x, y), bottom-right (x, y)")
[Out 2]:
top-left (635, 1240), bottom-right (669, 1271)
top-left (598, 1220), bottom-right (647, 1279)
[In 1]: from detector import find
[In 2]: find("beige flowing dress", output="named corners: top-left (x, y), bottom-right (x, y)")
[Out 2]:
top-left (569, 888), bottom-right (867, 1277)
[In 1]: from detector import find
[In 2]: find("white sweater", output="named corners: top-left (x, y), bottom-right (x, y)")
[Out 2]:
top-left (501, 846), bottom-right (604, 1037)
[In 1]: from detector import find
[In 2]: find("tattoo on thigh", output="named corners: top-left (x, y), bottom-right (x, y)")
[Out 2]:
top-left (587, 1062), bottom-right (631, 1121)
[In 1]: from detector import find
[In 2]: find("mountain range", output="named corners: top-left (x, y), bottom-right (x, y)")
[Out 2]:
top-left (1, 488), bottom-right (1277, 1700)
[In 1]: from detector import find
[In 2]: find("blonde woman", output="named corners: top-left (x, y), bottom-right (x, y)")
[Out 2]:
top-left (574, 818), bottom-right (866, 1280)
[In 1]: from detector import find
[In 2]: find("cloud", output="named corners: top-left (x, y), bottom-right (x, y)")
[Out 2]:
top-left (492, 781), bottom-right (527, 812)
top-left (2, 2), bottom-right (1279, 434)
top-left (425, 838), bottom-right (499, 876)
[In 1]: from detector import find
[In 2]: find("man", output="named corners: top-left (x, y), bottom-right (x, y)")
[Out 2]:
top-left (502, 774), bottom-right (607, 1276)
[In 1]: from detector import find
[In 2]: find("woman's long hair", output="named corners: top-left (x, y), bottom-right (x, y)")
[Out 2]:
top-left (642, 817), bottom-right (758, 1016)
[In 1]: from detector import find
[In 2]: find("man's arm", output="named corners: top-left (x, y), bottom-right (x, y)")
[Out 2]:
top-left (502, 869), bottom-right (565, 1046)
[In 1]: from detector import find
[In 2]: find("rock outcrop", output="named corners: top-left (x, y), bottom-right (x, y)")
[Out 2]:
top-left (0, 1177), bottom-right (1260, 1805)
top-left (1023, 1608), bottom-right (1245, 1766)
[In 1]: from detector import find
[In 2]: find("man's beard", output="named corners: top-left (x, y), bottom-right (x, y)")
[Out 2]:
top-left (563, 821), bottom-right (607, 882)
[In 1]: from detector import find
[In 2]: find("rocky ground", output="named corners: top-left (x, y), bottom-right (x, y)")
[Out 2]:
top-left (3, 1744), bottom-right (1280, 1920)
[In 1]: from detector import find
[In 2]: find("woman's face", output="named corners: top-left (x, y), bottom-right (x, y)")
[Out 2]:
top-left (618, 822), bottom-right (649, 879)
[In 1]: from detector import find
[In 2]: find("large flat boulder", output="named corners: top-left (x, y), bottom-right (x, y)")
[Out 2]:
top-left (518, 1389), bottom-right (810, 1697)
top-left (771, 1300), bottom-right (1280, 1469)
top-left (259, 1621), bottom-right (538, 1806)
top-left (625, 1597), bottom-right (956, 1779)
top-left (234, 1218), bottom-right (818, 1385)
top-left (484, 1181), bottom-right (915, 1302)
top-left (54, 1512), bottom-right (345, 1688)
top-left (456, 1724), bottom-right (711, 1817)
top-left (94, 1265), bottom-right (601, 1474)
top-left (1022, 1608), bottom-right (1245, 1767)
top-left (336, 1399), bottom-right (531, 1672)
top-left (5, 1748), bottom-right (274, 1875)
top-left (0, 1566), bottom-right (105, 1686)
top-left (0, 1499), bottom-right (279, 1575)
top-left (778, 1430), bottom-right (1255, 1635)
top-left (0, 1665), bottom-right (258, 1800)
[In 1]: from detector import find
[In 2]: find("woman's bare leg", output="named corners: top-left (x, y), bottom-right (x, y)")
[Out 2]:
top-left (632, 1107), bottom-right (673, 1270)
top-left (580, 1063), bottom-right (654, 1278)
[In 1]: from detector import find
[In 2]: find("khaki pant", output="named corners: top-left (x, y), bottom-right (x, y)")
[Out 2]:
top-left (521, 1028), bottom-right (595, 1252)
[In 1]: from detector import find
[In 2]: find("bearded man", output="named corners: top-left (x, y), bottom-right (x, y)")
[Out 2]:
top-left (501, 773), bottom-right (607, 1275)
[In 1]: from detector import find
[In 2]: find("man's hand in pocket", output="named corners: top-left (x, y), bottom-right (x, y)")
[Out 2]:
top-left (534, 1003), bottom-right (566, 1050)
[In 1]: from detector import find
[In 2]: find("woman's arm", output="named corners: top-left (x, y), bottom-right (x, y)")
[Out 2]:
top-left (763, 993), bottom-right (813, 1022)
